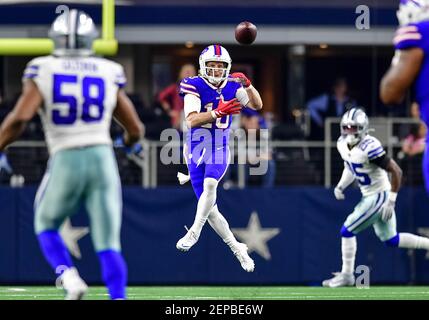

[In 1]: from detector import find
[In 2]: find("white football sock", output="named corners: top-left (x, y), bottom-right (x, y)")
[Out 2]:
top-left (399, 233), bottom-right (429, 250)
top-left (190, 178), bottom-right (218, 237)
top-left (207, 205), bottom-right (238, 249)
top-left (341, 236), bottom-right (357, 274)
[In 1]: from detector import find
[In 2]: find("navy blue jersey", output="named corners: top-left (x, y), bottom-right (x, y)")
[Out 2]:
top-left (395, 21), bottom-right (429, 126)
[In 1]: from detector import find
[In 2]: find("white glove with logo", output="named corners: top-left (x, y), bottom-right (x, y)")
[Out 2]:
top-left (380, 192), bottom-right (397, 222)
top-left (334, 186), bottom-right (345, 200)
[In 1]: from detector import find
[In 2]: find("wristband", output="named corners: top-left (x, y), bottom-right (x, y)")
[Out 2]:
top-left (211, 110), bottom-right (217, 119)
top-left (388, 192), bottom-right (398, 202)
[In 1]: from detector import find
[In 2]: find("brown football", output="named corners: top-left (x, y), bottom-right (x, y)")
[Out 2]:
top-left (235, 21), bottom-right (257, 45)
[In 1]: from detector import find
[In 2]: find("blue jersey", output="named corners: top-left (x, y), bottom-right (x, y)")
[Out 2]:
top-left (179, 76), bottom-right (242, 147)
top-left (394, 21), bottom-right (429, 126)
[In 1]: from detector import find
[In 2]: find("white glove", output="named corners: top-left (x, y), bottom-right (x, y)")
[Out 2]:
top-left (334, 186), bottom-right (345, 200)
top-left (177, 172), bottom-right (190, 185)
top-left (380, 192), bottom-right (397, 222)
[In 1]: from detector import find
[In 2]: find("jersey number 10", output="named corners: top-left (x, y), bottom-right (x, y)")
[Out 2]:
top-left (201, 103), bottom-right (229, 129)
top-left (52, 74), bottom-right (105, 125)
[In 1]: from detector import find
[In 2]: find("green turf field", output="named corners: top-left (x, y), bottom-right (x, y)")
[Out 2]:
top-left (1, 286), bottom-right (429, 300)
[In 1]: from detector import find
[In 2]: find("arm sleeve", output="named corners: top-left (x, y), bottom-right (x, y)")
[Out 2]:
top-left (369, 153), bottom-right (391, 170)
top-left (337, 162), bottom-right (355, 190)
top-left (184, 94), bottom-right (202, 117)
top-left (236, 87), bottom-right (250, 106)
top-left (394, 24), bottom-right (423, 50)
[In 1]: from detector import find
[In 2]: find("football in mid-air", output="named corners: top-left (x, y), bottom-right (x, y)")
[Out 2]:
top-left (235, 21), bottom-right (257, 45)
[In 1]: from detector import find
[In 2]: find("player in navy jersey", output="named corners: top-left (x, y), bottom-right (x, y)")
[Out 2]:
top-left (381, 0), bottom-right (429, 194)
top-left (176, 45), bottom-right (263, 272)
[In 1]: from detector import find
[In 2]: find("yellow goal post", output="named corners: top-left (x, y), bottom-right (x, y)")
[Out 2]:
top-left (0, 0), bottom-right (117, 56)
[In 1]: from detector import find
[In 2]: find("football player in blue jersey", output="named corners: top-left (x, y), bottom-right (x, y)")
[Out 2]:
top-left (381, 0), bottom-right (429, 194)
top-left (176, 45), bottom-right (263, 272)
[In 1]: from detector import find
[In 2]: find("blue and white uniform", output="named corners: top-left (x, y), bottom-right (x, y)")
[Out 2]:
top-left (25, 55), bottom-right (125, 251)
top-left (338, 135), bottom-right (396, 240)
top-left (179, 75), bottom-right (249, 199)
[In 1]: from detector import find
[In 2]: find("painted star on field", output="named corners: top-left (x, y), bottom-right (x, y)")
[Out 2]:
top-left (232, 211), bottom-right (280, 260)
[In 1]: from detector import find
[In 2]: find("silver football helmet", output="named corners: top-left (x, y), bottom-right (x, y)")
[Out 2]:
top-left (49, 9), bottom-right (98, 56)
top-left (340, 108), bottom-right (369, 146)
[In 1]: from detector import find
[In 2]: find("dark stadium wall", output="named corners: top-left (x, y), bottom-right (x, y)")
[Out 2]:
top-left (0, 5), bottom-right (397, 26)
top-left (0, 186), bottom-right (427, 285)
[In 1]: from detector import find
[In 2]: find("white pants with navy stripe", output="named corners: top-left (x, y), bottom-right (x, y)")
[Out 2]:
top-left (344, 191), bottom-right (397, 241)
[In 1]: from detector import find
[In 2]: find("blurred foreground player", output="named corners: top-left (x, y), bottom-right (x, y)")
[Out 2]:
top-left (323, 108), bottom-right (429, 287)
top-left (381, 0), bottom-right (429, 194)
top-left (0, 10), bottom-right (144, 299)
top-left (176, 45), bottom-right (263, 272)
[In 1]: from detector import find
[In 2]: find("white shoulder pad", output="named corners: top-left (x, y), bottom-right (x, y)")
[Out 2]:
top-left (359, 136), bottom-right (386, 160)
top-left (337, 135), bottom-right (345, 151)
top-left (22, 56), bottom-right (52, 82)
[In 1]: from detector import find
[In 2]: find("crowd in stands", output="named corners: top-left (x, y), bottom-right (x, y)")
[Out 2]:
top-left (0, 68), bottom-right (425, 188)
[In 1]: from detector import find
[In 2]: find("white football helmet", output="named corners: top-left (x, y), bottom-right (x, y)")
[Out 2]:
top-left (199, 45), bottom-right (232, 85)
top-left (397, 0), bottom-right (429, 26)
top-left (49, 9), bottom-right (99, 56)
top-left (340, 108), bottom-right (369, 146)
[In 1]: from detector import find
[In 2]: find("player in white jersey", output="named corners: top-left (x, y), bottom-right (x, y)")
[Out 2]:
top-left (0, 10), bottom-right (144, 299)
top-left (323, 107), bottom-right (429, 288)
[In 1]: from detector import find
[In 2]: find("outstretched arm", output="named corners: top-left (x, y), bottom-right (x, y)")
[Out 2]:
top-left (231, 73), bottom-right (263, 110)
top-left (380, 48), bottom-right (423, 105)
top-left (334, 163), bottom-right (355, 200)
top-left (244, 86), bottom-right (263, 110)
top-left (337, 164), bottom-right (355, 190)
top-left (0, 80), bottom-right (42, 151)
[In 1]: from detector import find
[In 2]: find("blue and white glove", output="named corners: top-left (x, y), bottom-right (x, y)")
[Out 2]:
top-left (114, 136), bottom-right (142, 154)
top-left (125, 142), bottom-right (143, 157)
top-left (0, 152), bottom-right (13, 175)
top-left (114, 136), bottom-right (144, 167)
top-left (380, 192), bottom-right (397, 222)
